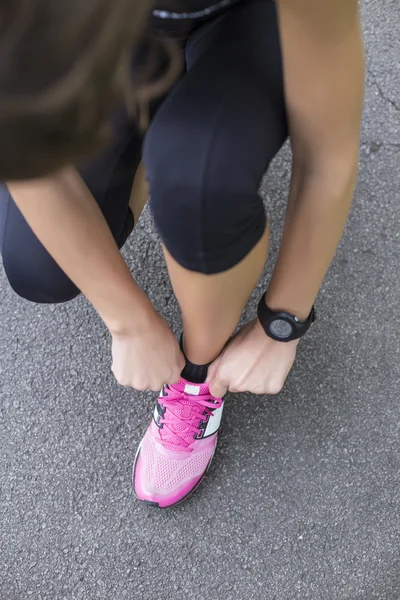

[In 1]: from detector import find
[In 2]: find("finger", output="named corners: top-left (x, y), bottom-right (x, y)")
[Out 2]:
top-left (209, 375), bottom-right (228, 399)
top-left (169, 369), bottom-right (183, 385)
top-left (206, 354), bottom-right (223, 383)
top-left (178, 352), bottom-right (186, 371)
top-left (132, 383), bottom-right (147, 392)
top-left (266, 380), bottom-right (284, 395)
top-left (150, 385), bottom-right (164, 393)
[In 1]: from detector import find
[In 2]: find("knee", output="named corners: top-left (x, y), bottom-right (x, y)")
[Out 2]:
top-left (0, 184), bottom-right (80, 304)
top-left (2, 251), bottom-right (79, 304)
top-left (144, 119), bottom-right (266, 275)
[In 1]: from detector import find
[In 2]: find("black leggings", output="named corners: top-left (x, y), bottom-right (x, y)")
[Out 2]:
top-left (0, 0), bottom-right (288, 303)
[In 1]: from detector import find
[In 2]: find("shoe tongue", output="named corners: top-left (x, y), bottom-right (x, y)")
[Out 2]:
top-left (170, 379), bottom-right (210, 396)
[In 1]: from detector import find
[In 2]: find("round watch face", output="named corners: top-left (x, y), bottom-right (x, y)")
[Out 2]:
top-left (269, 318), bottom-right (293, 339)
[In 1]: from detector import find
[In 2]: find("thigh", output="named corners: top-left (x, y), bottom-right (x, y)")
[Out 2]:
top-left (144, 0), bottom-right (288, 274)
top-left (0, 111), bottom-right (142, 303)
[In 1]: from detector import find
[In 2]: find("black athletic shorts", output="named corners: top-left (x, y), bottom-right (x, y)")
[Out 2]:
top-left (0, 0), bottom-right (288, 303)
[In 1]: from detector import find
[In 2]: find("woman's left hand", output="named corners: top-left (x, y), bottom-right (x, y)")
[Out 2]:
top-left (208, 319), bottom-right (299, 398)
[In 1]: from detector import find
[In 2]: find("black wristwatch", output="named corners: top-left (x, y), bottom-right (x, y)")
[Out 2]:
top-left (257, 294), bottom-right (316, 342)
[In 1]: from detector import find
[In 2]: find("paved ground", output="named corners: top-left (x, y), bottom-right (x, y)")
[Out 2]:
top-left (1, 2), bottom-right (399, 599)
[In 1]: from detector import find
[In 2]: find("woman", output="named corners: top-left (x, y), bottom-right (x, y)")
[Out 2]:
top-left (0, 0), bottom-right (364, 507)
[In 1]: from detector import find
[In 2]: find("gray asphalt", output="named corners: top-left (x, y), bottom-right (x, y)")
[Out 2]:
top-left (1, 1), bottom-right (399, 599)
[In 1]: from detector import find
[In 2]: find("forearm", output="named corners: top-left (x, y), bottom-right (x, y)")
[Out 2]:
top-left (7, 168), bottom-right (154, 332)
top-left (268, 0), bottom-right (364, 320)
top-left (266, 159), bottom-right (358, 320)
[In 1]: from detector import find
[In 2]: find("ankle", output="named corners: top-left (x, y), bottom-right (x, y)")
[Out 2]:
top-left (181, 359), bottom-right (209, 384)
top-left (179, 335), bottom-right (211, 383)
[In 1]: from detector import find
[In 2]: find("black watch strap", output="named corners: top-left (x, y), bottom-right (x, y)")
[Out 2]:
top-left (257, 295), bottom-right (316, 342)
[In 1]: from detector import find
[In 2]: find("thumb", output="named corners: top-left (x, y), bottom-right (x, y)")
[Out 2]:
top-left (206, 353), bottom-right (223, 383)
top-left (208, 371), bottom-right (228, 399)
top-left (209, 377), bottom-right (228, 399)
top-left (207, 353), bottom-right (228, 398)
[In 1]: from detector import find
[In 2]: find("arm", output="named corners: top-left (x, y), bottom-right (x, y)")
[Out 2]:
top-left (8, 168), bottom-right (152, 331)
top-left (8, 168), bottom-right (184, 389)
top-left (266, 0), bottom-right (365, 318)
top-left (209, 0), bottom-right (364, 397)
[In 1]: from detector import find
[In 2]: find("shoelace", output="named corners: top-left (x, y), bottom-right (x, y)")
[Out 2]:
top-left (155, 386), bottom-right (223, 453)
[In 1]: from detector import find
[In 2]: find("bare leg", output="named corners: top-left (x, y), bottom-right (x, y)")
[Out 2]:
top-left (163, 225), bottom-right (270, 365)
top-left (133, 163), bottom-right (269, 366)
top-left (129, 161), bottom-right (148, 223)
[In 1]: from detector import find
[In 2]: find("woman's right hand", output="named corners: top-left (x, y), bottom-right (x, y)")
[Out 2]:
top-left (110, 311), bottom-right (185, 392)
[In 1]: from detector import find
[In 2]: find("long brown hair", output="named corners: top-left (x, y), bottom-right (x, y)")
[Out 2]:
top-left (0, 0), bottom-right (180, 180)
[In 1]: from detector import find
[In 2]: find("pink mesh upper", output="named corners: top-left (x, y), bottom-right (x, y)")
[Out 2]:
top-left (141, 432), bottom-right (213, 493)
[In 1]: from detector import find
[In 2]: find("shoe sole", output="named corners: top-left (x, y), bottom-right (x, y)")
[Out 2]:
top-left (132, 438), bottom-right (217, 509)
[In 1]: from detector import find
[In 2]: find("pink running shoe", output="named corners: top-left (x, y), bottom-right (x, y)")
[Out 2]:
top-left (133, 378), bottom-right (224, 508)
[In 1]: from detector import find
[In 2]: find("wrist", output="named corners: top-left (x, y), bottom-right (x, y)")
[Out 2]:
top-left (101, 287), bottom-right (159, 336)
top-left (257, 293), bottom-right (315, 342)
top-left (264, 289), bottom-right (313, 322)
